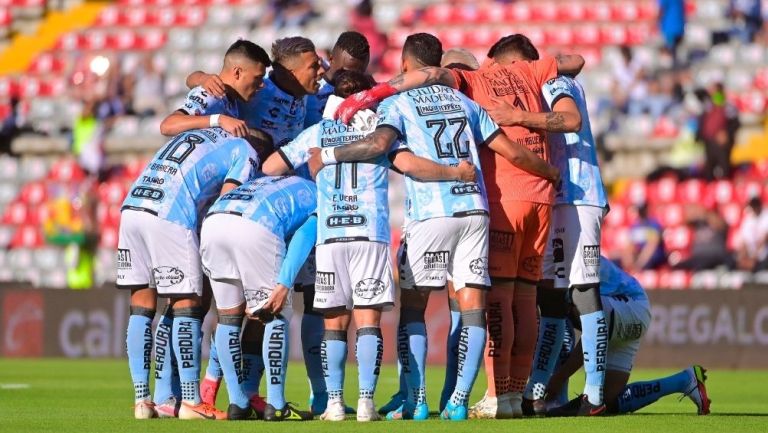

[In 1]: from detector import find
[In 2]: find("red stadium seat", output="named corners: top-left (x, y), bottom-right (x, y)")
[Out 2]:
top-left (545, 27), bottom-right (573, 46)
top-left (604, 202), bottom-right (627, 227)
top-left (0, 76), bottom-right (16, 98)
top-left (638, 0), bottom-right (658, 19)
top-left (464, 27), bottom-right (498, 50)
top-left (735, 179), bottom-right (763, 204)
top-left (707, 180), bottom-right (735, 205)
top-left (9, 224), bottom-right (44, 249)
top-left (55, 32), bottom-right (83, 51)
top-left (623, 179), bottom-right (647, 205)
top-left (137, 30), bottom-right (167, 50)
top-left (523, 27), bottom-right (546, 48)
top-left (647, 177), bottom-right (677, 204)
top-left (2, 201), bottom-right (28, 225)
top-left (753, 68), bottom-right (768, 90)
top-left (573, 24), bottom-right (600, 45)
top-left (635, 270), bottom-right (659, 290)
top-left (677, 179), bottom-right (706, 204)
top-left (626, 24), bottom-right (652, 45)
top-left (658, 270), bottom-right (691, 289)
top-left (48, 159), bottom-right (86, 183)
top-left (530, 2), bottom-right (557, 22)
top-left (175, 6), bottom-right (205, 26)
top-left (663, 225), bottom-right (692, 253)
top-left (506, 2), bottom-right (531, 22)
top-left (18, 181), bottom-right (47, 206)
top-left (0, 8), bottom-right (10, 26)
top-left (737, 91), bottom-right (767, 114)
top-left (655, 203), bottom-right (685, 227)
top-left (100, 225), bottom-right (119, 248)
top-left (422, 4), bottom-right (453, 25)
top-left (718, 202), bottom-right (743, 227)
top-left (439, 28), bottom-right (465, 48)
top-left (585, 1), bottom-right (612, 21)
top-left (109, 30), bottom-right (138, 50)
top-left (612, 1), bottom-right (639, 21)
top-left (558, 3), bottom-right (585, 22)
top-left (600, 25), bottom-right (628, 45)
top-left (99, 181), bottom-right (128, 205)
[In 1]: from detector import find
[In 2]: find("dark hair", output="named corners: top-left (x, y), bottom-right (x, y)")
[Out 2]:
top-left (403, 33), bottom-right (442, 67)
top-left (272, 36), bottom-right (316, 65)
top-left (225, 39), bottom-right (271, 67)
top-left (748, 197), bottom-right (762, 213)
top-left (333, 70), bottom-right (373, 98)
top-left (334, 31), bottom-right (370, 62)
top-left (487, 34), bottom-right (539, 61)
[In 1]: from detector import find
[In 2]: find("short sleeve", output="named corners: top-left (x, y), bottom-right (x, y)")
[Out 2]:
top-left (530, 56), bottom-right (558, 88)
top-left (224, 141), bottom-right (259, 185)
top-left (542, 77), bottom-right (576, 109)
top-left (374, 97), bottom-right (405, 139)
top-left (469, 102), bottom-right (502, 146)
top-left (178, 86), bottom-right (226, 116)
top-left (277, 124), bottom-right (319, 170)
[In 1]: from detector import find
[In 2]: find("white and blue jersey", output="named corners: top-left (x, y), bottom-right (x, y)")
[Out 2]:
top-left (207, 175), bottom-right (317, 240)
top-left (278, 118), bottom-right (394, 245)
top-left (375, 85), bottom-right (498, 221)
top-left (178, 86), bottom-right (240, 118)
top-left (242, 75), bottom-right (307, 149)
top-left (542, 76), bottom-right (607, 208)
top-left (304, 77), bottom-right (333, 127)
top-left (599, 256), bottom-right (647, 301)
top-left (121, 128), bottom-right (258, 230)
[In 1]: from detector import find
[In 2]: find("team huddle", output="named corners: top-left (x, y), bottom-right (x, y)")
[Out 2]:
top-left (116, 30), bottom-right (711, 421)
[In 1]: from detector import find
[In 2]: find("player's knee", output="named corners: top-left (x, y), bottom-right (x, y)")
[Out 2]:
top-left (460, 309), bottom-right (486, 328)
top-left (456, 287), bottom-right (486, 311)
top-left (569, 284), bottom-right (603, 315)
top-left (218, 312), bottom-right (244, 327)
top-left (129, 305), bottom-right (156, 318)
top-left (537, 286), bottom-right (568, 317)
top-left (171, 305), bottom-right (205, 320)
top-left (400, 306), bottom-right (426, 324)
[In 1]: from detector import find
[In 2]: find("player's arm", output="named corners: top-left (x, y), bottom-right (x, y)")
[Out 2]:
top-left (487, 96), bottom-right (581, 133)
top-left (546, 339), bottom-right (584, 400)
top-left (391, 151), bottom-right (477, 183)
top-left (219, 181), bottom-right (239, 195)
top-left (487, 132), bottom-right (560, 184)
top-left (308, 127), bottom-right (399, 178)
top-left (263, 129), bottom-right (315, 176)
top-left (555, 54), bottom-right (586, 77)
top-left (261, 151), bottom-right (292, 175)
top-left (160, 111), bottom-right (248, 137)
top-left (186, 70), bottom-right (226, 97)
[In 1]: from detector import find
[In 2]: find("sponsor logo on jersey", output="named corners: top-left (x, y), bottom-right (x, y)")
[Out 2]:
top-left (131, 186), bottom-right (165, 201)
top-left (489, 230), bottom-right (514, 252)
top-left (315, 272), bottom-right (336, 293)
top-left (326, 214), bottom-right (367, 228)
top-left (552, 238), bottom-right (564, 263)
top-left (450, 183), bottom-right (481, 195)
top-left (221, 192), bottom-right (253, 201)
top-left (353, 278), bottom-right (386, 300)
top-left (189, 94), bottom-right (208, 109)
top-left (583, 245), bottom-right (600, 267)
top-left (415, 103), bottom-right (463, 116)
top-left (152, 266), bottom-right (185, 287)
top-left (117, 249), bottom-right (131, 270)
top-left (141, 175), bottom-right (165, 185)
top-left (469, 257), bottom-right (488, 276)
top-left (423, 251), bottom-right (449, 271)
top-left (244, 288), bottom-right (270, 306)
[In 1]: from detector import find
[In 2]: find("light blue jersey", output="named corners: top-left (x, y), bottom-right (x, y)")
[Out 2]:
top-left (599, 256), bottom-right (647, 301)
top-left (242, 75), bottom-right (307, 149)
top-left (279, 119), bottom-right (394, 245)
top-left (122, 128), bottom-right (258, 230)
top-left (376, 85), bottom-right (498, 221)
top-left (304, 77), bottom-right (333, 127)
top-left (178, 86), bottom-right (240, 117)
top-left (542, 76), bottom-right (607, 208)
top-left (207, 175), bottom-right (317, 240)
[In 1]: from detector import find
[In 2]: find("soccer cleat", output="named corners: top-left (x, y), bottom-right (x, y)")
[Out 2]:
top-left (522, 397), bottom-right (547, 416)
top-left (155, 397), bottom-right (180, 418)
top-left (576, 395), bottom-right (606, 417)
top-left (508, 392), bottom-right (524, 418)
top-left (546, 396), bottom-right (582, 417)
top-left (249, 394), bottom-right (267, 418)
top-left (468, 393), bottom-right (497, 419)
top-left (440, 401), bottom-right (468, 421)
top-left (320, 400), bottom-right (347, 421)
top-left (264, 402), bottom-right (313, 421)
top-left (178, 401), bottom-right (228, 420)
top-left (385, 401), bottom-right (429, 420)
top-left (378, 391), bottom-right (406, 415)
top-left (134, 400), bottom-right (157, 419)
top-left (309, 392), bottom-right (328, 415)
top-left (683, 365), bottom-right (711, 415)
top-left (200, 376), bottom-right (222, 406)
top-left (356, 398), bottom-right (381, 422)
top-left (227, 403), bottom-right (259, 420)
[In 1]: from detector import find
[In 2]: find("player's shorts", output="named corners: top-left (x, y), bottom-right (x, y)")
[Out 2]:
top-left (602, 294), bottom-right (651, 373)
top-left (542, 204), bottom-right (606, 288)
top-left (487, 201), bottom-right (550, 283)
top-left (399, 214), bottom-right (490, 291)
top-left (313, 241), bottom-right (395, 312)
top-left (199, 213), bottom-right (293, 319)
top-left (293, 248), bottom-right (316, 292)
top-left (116, 209), bottom-right (203, 296)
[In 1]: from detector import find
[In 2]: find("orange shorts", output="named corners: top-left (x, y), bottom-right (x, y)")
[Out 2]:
top-left (487, 201), bottom-right (551, 283)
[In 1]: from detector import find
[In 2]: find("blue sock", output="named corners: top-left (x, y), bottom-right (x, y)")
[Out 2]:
top-left (301, 313), bottom-right (327, 397)
top-left (127, 308), bottom-right (154, 402)
top-left (449, 310), bottom-right (486, 407)
top-left (172, 309), bottom-right (202, 404)
top-left (356, 327), bottom-right (383, 400)
top-left (555, 321), bottom-right (575, 405)
top-left (617, 370), bottom-right (692, 413)
top-left (527, 316), bottom-right (566, 400)
top-left (242, 351), bottom-right (264, 398)
top-left (206, 333), bottom-right (223, 380)
top-left (153, 310), bottom-right (176, 403)
top-left (580, 310), bottom-right (608, 405)
top-left (399, 308), bottom-right (427, 405)
top-left (263, 317), bottom-right (290, 408)
top-left (216, 321), bottom-right (249, 408)
top-left (322, 330), bottom-right (348, 402)
top-left (396, 359), bottom-right (407, 396)
top-left (440, 301), bottom-right (461, 410)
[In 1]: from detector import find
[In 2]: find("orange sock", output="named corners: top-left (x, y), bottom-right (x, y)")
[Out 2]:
top-left (484, 286), bottom-right (514, 397)
top-left (509, 283), bottom-right (538, 393)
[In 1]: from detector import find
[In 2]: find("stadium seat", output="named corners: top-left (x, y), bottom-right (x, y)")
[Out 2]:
top-left (658, 270), bottom-right (692, 290)
top-left (718, 202), bottom-right (743, 227)
top-left (655, 203), bottom-right (685, 227)
top-left (677, 179), bottom-right (707, 204)
top-left (48, 159), bottom-right (86, 183)
top-left (9, 224), bottom-right (44, 248)
top-left (585, 1), bottom-right (612, 21)
top-left (635, 269), bottom-right (660, 290)
top-left (99, 225), bottom-right (119, 248)
top-left (647, 177), bottom-right (678, 204)
top-left (708, 180), bottom-right (735, 205)
top-left (505, 2), bottom-right (531, 22)
top-left (573, 24), bottom-right (600, 46)
top-left (611, 1), bottom-right (639, 21)
top-left (530, 2), bottom-right (557, 22)
top-left (558, 3), bottom-right (585, 22)
top-left (545, 26), bottom-right (573, 46)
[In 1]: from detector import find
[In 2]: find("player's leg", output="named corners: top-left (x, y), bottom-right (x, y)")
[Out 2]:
top-left (390, 290), bottom-right (430, 420)
top-left (379, 236), bottom-right (409, 415)
top-left (353, 307), bottom-right (385, 422)
top-left (611, 366), bottom-right (710, 415)
top-left (300, 283), bottom-right (330, 414)
top-left (241, 319), bottom-right (266, 411)
top-left (439, 284), bottom-right (461, 412)
top-left (200, 277), bottom-right (223, 407)
top-left (153, 302), bottom-right (180, 417)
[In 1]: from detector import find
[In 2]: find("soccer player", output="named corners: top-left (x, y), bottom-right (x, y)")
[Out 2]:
top-left (261, 69), bottom-right (478, 422)
top-left (118, 126), bottom-right (259, 420)
top-left (200, 175), bottom-right (318, 421)
top-left (332, 34), bottom-right (583, 418)
top-left (544, 257), bottom-right (710, 417)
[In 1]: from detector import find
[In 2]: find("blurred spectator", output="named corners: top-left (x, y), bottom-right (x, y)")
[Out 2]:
top-left (628, 73), bottom-right (676, 118)
top-left (0, 97), bottom-right (21, 155)
top-left (658, 0), bottom-right (685, 65)
top-left (695, 84), bottom-right (740, 180)
top-left (672, 204), bottom-right (733, 271)
top-left (260, 0), bottom-right (317, 29)
top-left (349, 0), bottom-right (386, 71)
top-left (127, 55), bottom-right (166, 118)
top-left (729, 0), bottom-right (764, 43)
top-left (72, 99), bottom-right (106, 178)
top-left (622, 203), bottom-right (667, 271)
top-left (611, 46), bottom-right (648, 114)
top-left (735, 197), bottom-right (768, 271)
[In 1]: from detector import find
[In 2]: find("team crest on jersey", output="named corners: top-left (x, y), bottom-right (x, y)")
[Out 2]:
top-left (583, 245), bottom-right (600, 267)
top-left (117, 249), bottom-right (131, 270)
top-left (469, 257), bottom-right (488, 276)
top-left (521, 255), bottom-right (542, 274)
top-left (354, 278), bottom-right (386, 300)
top-left (315, 272), bottom-right (336, 293)
top-left (152, 266), bottom-right (185, 287)
top-left (423, 251), bottom-right (449, 271)
top-left (552, 238), bottom-right (565, 263)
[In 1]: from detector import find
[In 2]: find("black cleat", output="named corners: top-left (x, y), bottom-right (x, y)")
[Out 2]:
top-left (264, 402), bottom-right (314, 421)
top-left (576, 395), bottom-right (606, 417)
top-left (227, 403), bottom-right (260, 420)
top-left (546, 396), bottom-right (582, 417)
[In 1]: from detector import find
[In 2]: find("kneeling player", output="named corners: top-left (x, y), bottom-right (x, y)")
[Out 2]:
top-left (544, 257), bottom-right (710, 416)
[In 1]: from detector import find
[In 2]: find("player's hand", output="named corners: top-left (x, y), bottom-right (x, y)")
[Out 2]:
top-left (335, 83), bottom-right (397, 123)
top-left (262, 284), bottom-right (289, 316)
top-left (202, 74), bottom-right (226, 98)
top-left (455, 161), bottom-right (477, 183)
top-left (487, 100), bottom-right (522, 126)
top-left (308, 147), bottom-right (323, 179)
top-left (550, 166), bottom-right (561, 188)
top-left (220, 115), bottom-right (248, 137)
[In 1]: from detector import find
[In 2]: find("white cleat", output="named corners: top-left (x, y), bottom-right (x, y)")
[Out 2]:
top-left (356, 398), bottom-right (381, 422)
top-left (134, 399), bottom-right (157, 419)
top-left (320, 399), bottom-right (347, 421)
top-left (469, 392), bottom-right (498, 419)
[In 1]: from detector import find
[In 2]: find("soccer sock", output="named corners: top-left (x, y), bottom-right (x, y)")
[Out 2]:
top-left (555, 320), bottom-right (575, 405)
top-left (449, 309), bottom-right (486, 407)
top-left (527, 286), bottom-right (567, 400)
top-left (484, 287), bottom-right (514, 397)
top-left (396, 358), bottom-right (407, 396)
top-left (216, 315), bottom-right (249, 408)
top-left (301, 311), bottom-right (327, 398)
top-left (205, 333), bottom-right (223, 381)
top-left (616, 370), bottom-right (692, 413)
top-left (356, 327), bottom-right (383, 400)
top-left (571, 284), bottom-right (607, 405)
top-left (127, 306), bottom-right (154, 403)
top-left (153, 307), bottom-right (176, 403)
top-left (398, 307), bottom-right (427, 406)
top-left (263, 316), bottom-right (290, 409)
top-left (242, 320), bottom-right (265, 398)
top-left (440, 298), bottom-right (461, 410)
top-left (322, 329), bottom-right (348, 403)
top-left (509, 284), bottom-right (538, 394)
top-left (172, 307), bottom-right (203, 404)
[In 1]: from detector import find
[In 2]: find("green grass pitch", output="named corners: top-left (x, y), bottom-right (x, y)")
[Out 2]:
top-left (1, 359), bottom-right (766, 432)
